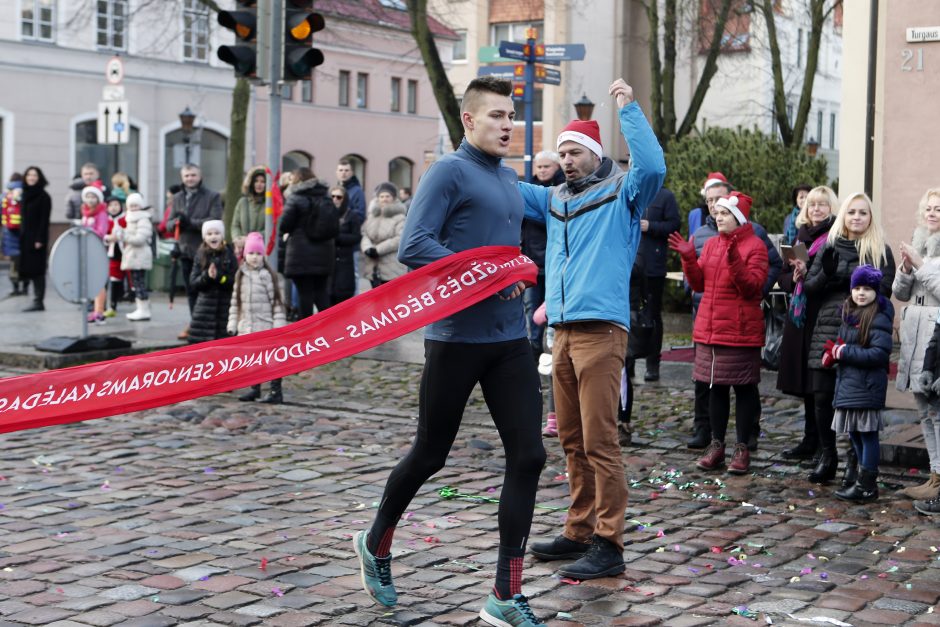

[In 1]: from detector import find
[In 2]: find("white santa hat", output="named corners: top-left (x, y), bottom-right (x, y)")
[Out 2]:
top-left (202, 219), bottom-right (225, 238)
top-left (82, 186), bottom-right (105, 205)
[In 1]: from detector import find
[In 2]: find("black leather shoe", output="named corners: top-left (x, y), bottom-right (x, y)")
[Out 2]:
top-left (687, 428), bottom-right (711, 449)
top-left (808, 449), bottom-right (838, 484)
top-left (238, 387), bottom-right (261, 402)
top-left (556, 535), bottom-right (625, 580)
top-left (782, 439), bottom-right (817, 461)
top-left (644, 364), bottom-right (660, 382)
top-left (259, 391), bottom-right (283, 404)
top-left (530, 535), bottom-right (591, 561)
top-left (22, 301), bottom-right (44, 312)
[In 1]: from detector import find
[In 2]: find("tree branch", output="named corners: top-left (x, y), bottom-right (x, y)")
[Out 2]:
top-left (676, 0), bottom-right (734, 139)
top-left (646, 0), bottom-right (665, 141)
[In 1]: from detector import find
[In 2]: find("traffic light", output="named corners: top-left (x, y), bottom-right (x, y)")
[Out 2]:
top-left (217, 1), bottom-right (270, 82)
top-left (282, 0), bottom-right (325, 82)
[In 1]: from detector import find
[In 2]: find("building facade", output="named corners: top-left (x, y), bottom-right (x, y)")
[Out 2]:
top-left (0, 0), bottom-right (454, 224)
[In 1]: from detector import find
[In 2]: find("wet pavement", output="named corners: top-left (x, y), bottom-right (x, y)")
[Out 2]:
top-left (1, 350), bottom-right (939, 626)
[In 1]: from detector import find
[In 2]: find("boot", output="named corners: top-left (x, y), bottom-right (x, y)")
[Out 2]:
top-left (782, 437), bottom-right (818, 461)
top-left (696, 440), bottom-right (726, 471)
top-left (618, 422), bottom-right (632, 447)
top-left (126, 299), bottom-right (151, 321)
top-left (542, 412), bottom-right (558, 438)
top-left (8, 278), bottom-right (20, 296)
top-left (260, 379), bottom-right (283, 404)
top-left (808, 448), bottom-right (838, 484)
top-left (644, 361), bottom-right (660, 382)
top-left (688, 426), bottom-right (711, 449)
top-left (530, 535), bottom-right (591, 561)
top-left (835, 468), bottom-right (878, 502)
top-left (841, 447), bottom-right (859, 490)
top-left (747, 417), bottom-right (760, 451)
top-left (727, 443), bottom-right (750, 475)
top-left (801, 449), bottom-right (822, 469)
top-left (556, 535), bottom-right (625, 580)
top-left (901, 472), bottom-right (940, 500)
top-left (239, 385), bottom-right (261, 402)
top-left (22, 300), bottom-right (44, 312)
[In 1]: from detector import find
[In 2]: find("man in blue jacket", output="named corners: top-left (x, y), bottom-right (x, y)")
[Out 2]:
top-left (352, 76), bottom-right (546, 627)
top-left (519, 79), bottom-right (666, 579)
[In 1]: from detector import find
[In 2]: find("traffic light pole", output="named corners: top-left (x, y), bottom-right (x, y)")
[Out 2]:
top-left (523, 34), bottom-right (535, 182)
top-left (265, 0), bottom-right (283, 270)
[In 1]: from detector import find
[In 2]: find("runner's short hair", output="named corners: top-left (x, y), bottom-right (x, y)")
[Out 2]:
top-left (461, 76), bottom-right (513, 114)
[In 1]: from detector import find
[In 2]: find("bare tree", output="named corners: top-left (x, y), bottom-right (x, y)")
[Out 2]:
top-left (647, 0), bottom-right (735, 144)
top-left (405, 0), bottom-right (463, 150)
top-left (759, 0), bottom-right (841, 147)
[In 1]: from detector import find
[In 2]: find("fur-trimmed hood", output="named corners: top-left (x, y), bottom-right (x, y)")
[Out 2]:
top-left (241, 166), bottom-right (267, 196)
top-left (368, 198), bottom-right (407, 219)
top-left (912, 226), bottom-right (940, 258)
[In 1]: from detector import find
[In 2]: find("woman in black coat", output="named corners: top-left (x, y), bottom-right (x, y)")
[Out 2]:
top-left (18, 166), bottom-right (52, 312)
top-left (278, 168), bottom-right (338, 318)
top-left (328, 185), bottom-right (362, 305)
top-left (776, 186), bottom-right (837, 461)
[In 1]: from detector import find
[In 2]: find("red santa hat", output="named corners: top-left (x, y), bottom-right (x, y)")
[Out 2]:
top-left (699, 171), bottom-right (730, 196)
top-left (557, 120), bottom-right (603, 159)
top-left (715, 191), bottom-right (753, 225)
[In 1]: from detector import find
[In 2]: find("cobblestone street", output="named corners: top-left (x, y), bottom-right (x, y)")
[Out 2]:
top-left (1, 355), bottom-right (939, 626)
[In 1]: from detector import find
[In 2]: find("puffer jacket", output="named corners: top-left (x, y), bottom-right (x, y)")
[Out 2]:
top-left (893, 227), bottom-right (940, 393)
top-left (279, 178), bottom-right (338, 278)
top-left (681, 222), bottom-right (768, 346)
top-left (361, 198), bottom-right (408, 283)
top-left (518, 101), bottom-right (666, 329)
top-left (803, 237), bottom-right (896, 369)
top-left (119, 209), bottom-right (153, 271)
top-left (188, 244), bottom-right (238, 344)
top-left (227, 265), bottom-right (286, 336)
top-left (833, 299), bottom-right (894, 410)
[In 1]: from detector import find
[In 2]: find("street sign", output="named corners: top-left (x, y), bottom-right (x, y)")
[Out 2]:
top-left (498, 40), bottom-right (526, 60)
top-left (97, 101), bottom-right (130, 144)
top-left (477, 65), bottom-right (516, 81)
top-left (106, 56), bottom-right (124, 84)
top-left (534, 65), bottom-right (562, 86)
top-left (511, 83), bottom-right (525, 102)
top-left (541, 43), bottom-right (586, 61)
top-left (102, 84), bottom-right (125, 101)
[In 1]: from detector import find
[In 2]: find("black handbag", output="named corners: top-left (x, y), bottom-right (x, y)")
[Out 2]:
top-left (761, 291), bottom-right (788, 371)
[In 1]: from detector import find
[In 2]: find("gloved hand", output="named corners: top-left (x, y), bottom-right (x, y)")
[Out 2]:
top-left (668, 232), bottom-right (696, 262)
top-left (364, 247), bottom-right (379, 259)
top-left (821, 338), bottom-right (844, 368)
top-left (917, 371), bottom-right (934, 392)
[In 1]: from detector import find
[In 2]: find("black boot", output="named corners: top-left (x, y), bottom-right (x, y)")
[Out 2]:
top-left (783, 437), bottom-right (817, 461)
top-left (22, 300), bottom-right (44, 312)
top-left (688, 427), bottom-right (711, 449)
top-left (748, 417), bottom-right (760, 452)
top-left (808, 448), bottom-right (838, 484)
top-left (530, 535), bottom-right (591, 561)
top-left (644, 360), bottom-right (660, 382)
top-left (688, 381), bottom-right (711, 449)
top-left (239, 385), bottom-right (261, 402)
top-left (556, 535), bottom-right (625, 580)
top-left (260, 379), bottom-right (283, 404)
top-left (835, 468), bottom-right (878, 502)
top-left (840, 446), bottom-right (859, 489)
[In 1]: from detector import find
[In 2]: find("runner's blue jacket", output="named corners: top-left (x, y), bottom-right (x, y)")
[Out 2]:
top-left (518, 101), bottom-right (666, 329)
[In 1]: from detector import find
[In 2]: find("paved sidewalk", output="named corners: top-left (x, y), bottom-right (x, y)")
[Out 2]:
top-left (1, 353), bottom-right (939, 626)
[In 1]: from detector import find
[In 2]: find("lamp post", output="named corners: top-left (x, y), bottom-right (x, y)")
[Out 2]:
top-left (806, 136), bottom-right (820, 157)
top-left (179, 106), bottom-right (197, 165)
top-left (574, 94), bottom-right (595, 121)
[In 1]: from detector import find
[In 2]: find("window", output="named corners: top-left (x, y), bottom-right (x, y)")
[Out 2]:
top-left (163, 126), bottom-right (229, 201)
top-left (797, 28), bottom-right (803, 67)
top-left (378, 0), bottom-right (406, 8)
top-left (282, 150), bottom-right (312, 173)
top-left (389, 157), bottom-right (413, 191)
top-left (513, 88), bottom-right (543, 123)
top-left (816, 110), bottom-right (823, 146)
top-left (281, 83), bottom-right (293, 100)
top-left (407, 80), bottom-right (418, 114)
top-left (490, 21), bottom-right (543, 45)
top-left (339, 71), bottom-right (350, 106)
top-left (97, 0), bottom-right (128, 51)
top-left (357, 73), bottom-right (368, 109)
top-left (183, 0), bottom-right (210, 62)
top-left (829, 113), bottom-right (836, 149)
top-left (341, 154), bottom-right (366, 188)
top-left (391, 77), bottom-right (401, 112)
top-left (76, 119), bottom-right (139, 190)
top-left (453, 30), bottom-right (467, 61)
top-left (302, 80), bottom-right (313, 103)
top-left (21, 0), bottom-right (55, 42)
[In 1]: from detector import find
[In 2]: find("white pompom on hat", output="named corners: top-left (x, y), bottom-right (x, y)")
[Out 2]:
top-left (715, 191), bottom-right (753, 225)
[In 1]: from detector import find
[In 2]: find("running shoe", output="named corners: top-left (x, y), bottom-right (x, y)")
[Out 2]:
top-left (479, 593), bottom-right (543, 626)
top-left (352, 530), bottom-right (397, 607)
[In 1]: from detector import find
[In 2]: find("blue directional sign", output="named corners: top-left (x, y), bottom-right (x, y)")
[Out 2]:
top-left (534, 66), bottom-right (561, 86)
top-left (477, 65), bottom-right (516, 81)
top-left (498, 40), bottom-right (527, 61)
top-left (541, 43), bottom-right (586, 61)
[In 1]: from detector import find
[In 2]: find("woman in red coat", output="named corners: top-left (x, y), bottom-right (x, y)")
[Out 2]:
top-left (669, 191), bottom-right (769, 475)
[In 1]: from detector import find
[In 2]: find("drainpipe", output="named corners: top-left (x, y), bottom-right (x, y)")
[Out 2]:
top-left (863, 0), bottom-right (878, 198)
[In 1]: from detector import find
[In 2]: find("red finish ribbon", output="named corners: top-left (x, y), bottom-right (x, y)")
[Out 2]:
top-left (0, 247), bottom-right (535, 434)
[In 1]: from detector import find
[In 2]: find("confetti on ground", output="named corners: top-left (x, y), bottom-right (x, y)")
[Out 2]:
top-left (732, 606), bottom-right (758, 620)
top-left (623, 585), bottom-right (655, 596)
top-left (272, 588), bottom-right (284, 597)
top-left (260, 557), bottom-right (268, 571)
top-left (559, 578), bottom-right (580, 585)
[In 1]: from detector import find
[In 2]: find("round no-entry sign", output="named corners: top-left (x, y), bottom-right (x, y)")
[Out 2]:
top-left (106, 56), bottom-right (124, 84)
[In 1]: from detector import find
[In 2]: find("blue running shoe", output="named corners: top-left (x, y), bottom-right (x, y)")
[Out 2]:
top-left (479, 593), bottom-right (543, 626)
top-left (353, 530), bottom-right (397, 607)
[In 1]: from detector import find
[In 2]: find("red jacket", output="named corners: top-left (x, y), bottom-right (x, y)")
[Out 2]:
top-left (682, 223), bottom-right (768, 347)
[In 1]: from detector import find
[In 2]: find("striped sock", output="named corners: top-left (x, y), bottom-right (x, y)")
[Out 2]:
top-left (494, 546), bottom-right (525, 600)
top-left (367, 525), bottom-right (396, 558)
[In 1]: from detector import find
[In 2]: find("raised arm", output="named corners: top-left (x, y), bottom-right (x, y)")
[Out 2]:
top-left (610, 80), bottom-right (666, 219)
